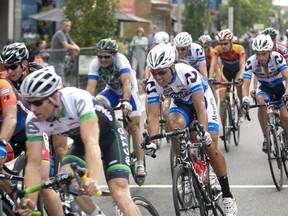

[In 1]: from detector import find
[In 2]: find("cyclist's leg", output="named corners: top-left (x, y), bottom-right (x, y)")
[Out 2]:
top-left (60, 138), bottom-right (98, 215)
top-left (256, 86), bottom-right (270, 139)
top-left (218, 73), bottom-right (228, 128)
top-left (103, 124), bottom-right (141, 216)
top-left (235, 71), bottom-right (243, 102)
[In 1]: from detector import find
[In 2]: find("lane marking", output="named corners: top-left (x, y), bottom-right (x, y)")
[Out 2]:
top-left (98, 184), bottom-right (288, 189)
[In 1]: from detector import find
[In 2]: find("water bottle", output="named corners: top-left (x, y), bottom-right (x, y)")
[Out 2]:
top-left (197, 160), bottom-right (208, 185)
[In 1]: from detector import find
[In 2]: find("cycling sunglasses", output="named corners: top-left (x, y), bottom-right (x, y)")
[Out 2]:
top-left (220, 42), bottom-right (229, 46)
top-left (97, 55), bottom-right (112, 60)
top-left (176, 47), bottom-right (187, 52)
top-left (4, 63), bottom-right (19, 71)
top-left (151, 68), bottom-right (168, 77)
top-left (27, 98), bottom-right (48, 107)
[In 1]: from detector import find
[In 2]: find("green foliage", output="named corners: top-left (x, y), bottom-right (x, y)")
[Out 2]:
top-left (218, 0), bottom-right (277, 34)
top-left (64, 0), bottom-right (120, 48)
top-left (182, 0), bottom-right (211, 40)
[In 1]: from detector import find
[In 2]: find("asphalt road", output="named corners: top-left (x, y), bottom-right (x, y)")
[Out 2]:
top-left (95, 101), bottom-right (288, 216)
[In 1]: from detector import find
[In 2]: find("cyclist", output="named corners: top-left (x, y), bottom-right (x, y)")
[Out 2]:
top-left (209, 29), bottom-right (246, 138)
top-left (145, 43), bottom-right (237, 215)
top-left (242, 34), bottom-right (288, 153)
top-left (0, 42), bottom-right (43, 91)
top-left (174, 32), bottom-right (208, 78)
top-left (0, 78), bottom-right (63, 215)
top-left (18, 66), bottom-right (141, 216)
top-left (198, 34), bottom-right (220, 104)
top-left (86, 38), bottom-right (146, 178)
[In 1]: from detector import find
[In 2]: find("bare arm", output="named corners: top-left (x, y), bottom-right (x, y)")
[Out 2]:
top-left (237, 57), bottom-right (246, 78)
top-left (281, 68), bottom-right (288, 94)
top-left (0, 104), bottom-right (17, 141)
top-left (61, 40), bottom-right (80, 52)
top-left (120, 73), bottom-right (132, 101)
top-left (86, 79), bottom-right (98, 96)
top-left (147, 102), bottom-right (161, 136)
top-left (208, 55), bottom-right (218, 80)
top-left (198, 61), bottom-right (208, 79)
top-left (242, 78), bottom-right (251, 98)
top-left (80, 116), bottom-right (101, 183)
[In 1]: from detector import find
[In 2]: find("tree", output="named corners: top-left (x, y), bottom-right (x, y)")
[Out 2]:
top-left (64, 0), bottom-right (120, 49)
top-left (181, 0), bottom-right (211, 40)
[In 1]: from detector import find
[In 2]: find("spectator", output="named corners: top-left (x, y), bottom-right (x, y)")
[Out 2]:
top-left (130, 27), bottom-right (148, 80)
top-left (33, 39), bottom-right (50, 66)
top-left (49, 19), bottom-right (80, 83)
top-left (147, 25), bottom-right (157, 49)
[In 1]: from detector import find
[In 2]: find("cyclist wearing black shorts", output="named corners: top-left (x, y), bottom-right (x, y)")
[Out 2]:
top-left (18, 66), bottom-right (141, 216)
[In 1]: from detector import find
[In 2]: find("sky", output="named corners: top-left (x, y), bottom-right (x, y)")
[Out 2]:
top-left (273, 0), bottom-right (288, 6)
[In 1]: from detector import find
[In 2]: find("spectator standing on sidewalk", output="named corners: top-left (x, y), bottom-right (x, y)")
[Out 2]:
top-left (130, 27), bottom-right (148, 80)
top-left (147, 25), bottom-right (157, 50)
top-left (49, 19), bottom-right (80, 83)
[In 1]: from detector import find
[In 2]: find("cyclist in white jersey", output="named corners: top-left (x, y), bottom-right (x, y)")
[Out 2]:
top-left (144, 43), bottom-right (237, 216)
top-left (174, 32), bottom-right (208, 78)
top-left (18, 66), bottom-right (141, 216)
top-left (86, 38), bottom-right (145, 177)
top-left (242, 34), bottom-right (288, 153)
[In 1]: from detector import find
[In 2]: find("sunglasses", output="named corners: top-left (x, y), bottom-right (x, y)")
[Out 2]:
top-left (27, 98), bottom-right (47, 107)
top-left (151, 69), bottom-right (168, 77)
top-left (220, 42), bottom-right (229, 46)
top-left (202, 45), bottom-right (209, 49)
top-left (177, 47), bottom-right (187, 52)
top-left (97, 55), bottom-right (112, 60)
top-left (4, 64), bottom-right (19, 71)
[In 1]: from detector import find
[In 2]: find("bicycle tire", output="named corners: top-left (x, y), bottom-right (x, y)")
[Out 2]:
top-left (223, 103), bottom-right (232, 152)
top-left (2, 199), bottom-right (16, 216)
top-left (132, 196), bottom-right (159, 216)
top-left (232, 99), bottom-right (241, 146)
top-left (266, 125), bottom-right (283, 190)
top-left (172, 164), bottom-right (205, 216)
top-left (169, 145), bottom-right (177, 177)
top-left (280, 124), bottom-right (288, 178)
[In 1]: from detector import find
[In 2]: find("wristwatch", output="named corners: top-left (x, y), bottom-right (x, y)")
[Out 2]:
top-left (0, 139), bottom-right (8, 146)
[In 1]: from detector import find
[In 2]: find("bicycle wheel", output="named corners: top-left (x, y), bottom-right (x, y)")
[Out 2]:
top-left (232, 99), bottom-right (241, 146)
top-left (266, 125), bottom-right (283, 190)
top-left (2, 199), bottom-right (15, 216)
top-left (132, 196), bottom-right (159, 216)
top-left (172, 164), bottom-right (205, 216)
top-left (223, 103), bottom-right (232, 152)
top-left (278, 124), bottom-right (288, 178)
top-left (169, 145), bottom-right (177, 177)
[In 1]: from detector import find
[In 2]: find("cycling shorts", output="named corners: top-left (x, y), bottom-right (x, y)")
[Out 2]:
top-left (219, 66), bottom-right (239, 90)
top-left (96, 87), bottom-right (142, 117)
top-left (61, 121), bottom-right (130, 181)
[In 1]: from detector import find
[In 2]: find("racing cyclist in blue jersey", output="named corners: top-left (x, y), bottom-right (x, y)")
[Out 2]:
top-left (144, 43), bottom-right (237, 216)
top-left (242, 34), bottom-right (288, 153)
top-left (86, 38), bottom-right (146, 178)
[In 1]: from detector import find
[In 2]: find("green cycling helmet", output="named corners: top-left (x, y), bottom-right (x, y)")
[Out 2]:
top-left (96, 38), bottom-right (118, 53)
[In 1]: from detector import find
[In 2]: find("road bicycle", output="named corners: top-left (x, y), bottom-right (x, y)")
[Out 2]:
top-left (114, 104), bottom-right (147, 186)
top-left (247, 98), bottom-right (288, 190)
top-left (1, 163), bottom-right (159, 216)
top-left (213, 81), bottom-right (242, 152)
top-left (157, 99), bottom-right (170, 149)
top-left (144, 121), bottom-right (224, 216)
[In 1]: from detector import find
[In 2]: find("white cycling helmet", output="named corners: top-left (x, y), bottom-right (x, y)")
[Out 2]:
top-left (154, 31), bottom-right (169, 44)
top-left (146, 43), bottom-right (176, 70)
top-left (217, 29), bottom-right (233, 41)
top-left (0, 42), bottom-right (29, 64)
top-left (252, 34), bottom-right (273, 52)
top-left (198, 35), bottom-right (212, 44)
top-left (20, 66), bottom-right (62, 98)
top-left (174, 32), bottom-right (192, 47)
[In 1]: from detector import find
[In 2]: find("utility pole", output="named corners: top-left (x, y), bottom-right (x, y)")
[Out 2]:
top-left (177, 0), bottom-right (182, 33)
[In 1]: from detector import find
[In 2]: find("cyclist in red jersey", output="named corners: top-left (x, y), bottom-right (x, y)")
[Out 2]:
top-left (209, 29), bottom-right (246, 139)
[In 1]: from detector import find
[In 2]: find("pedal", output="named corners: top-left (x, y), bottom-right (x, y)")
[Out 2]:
top-left (135, 175), bottom-right (146, 186)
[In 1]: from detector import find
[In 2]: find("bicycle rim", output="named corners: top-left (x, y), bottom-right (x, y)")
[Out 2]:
top-left (232, 99), bottom-right (241, 146)
top-left (279, 125), bottom-right (288, 178)
top-left (2, 199), bottom-right (16, 216)
top-left (223, 106), bottom-right (232, 152)
top-left (172, 164), bottom-right (205, 216)
top-left (266, 125), bottom-right (283, 190)
top-left (132, 196), bottom-right (160, 216)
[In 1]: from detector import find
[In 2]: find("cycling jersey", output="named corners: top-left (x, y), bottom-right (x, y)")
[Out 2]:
top-left (214, 43), bottom-right (246, 73)
top-left (88, 53), bottom-right (138, 95)
top-left (0, 79), bottom-right (49, 162)
top-left (0, 62), bottom-right (43, 91)
top-left (146, 62), bottom-right (219, 132)
top-left (206, 47), bottom-right (215, 71)
top-left (180, 43), bottom-right (206, 71)
top-left (25, 87), bottom-right (130, 180)
top-left (275, 42), bottom-right (288, 63)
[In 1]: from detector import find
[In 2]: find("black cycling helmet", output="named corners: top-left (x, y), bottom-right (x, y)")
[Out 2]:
top-left (262, 28), bottom-right (277, 40)
top-left (96, 38), bottom-right (118, 53)
top-left (0, 42), bottom-right (29, 64)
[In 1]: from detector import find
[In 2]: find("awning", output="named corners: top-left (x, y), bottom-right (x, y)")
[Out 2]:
top-left (29, 8), bottom-right (65, 22)
top-left (115, 11), bottom-right (151, 23)
top-left (30, 9), bottom-right (151, 23)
